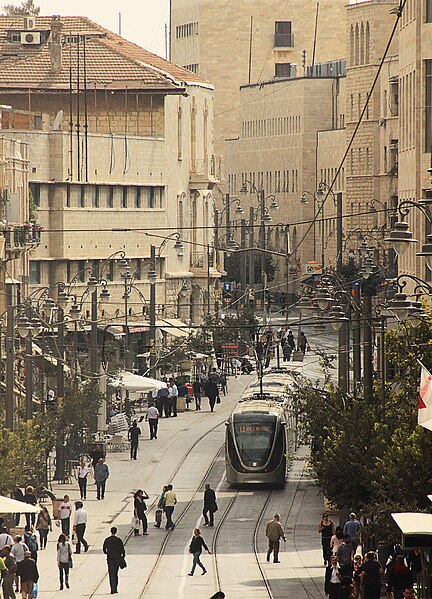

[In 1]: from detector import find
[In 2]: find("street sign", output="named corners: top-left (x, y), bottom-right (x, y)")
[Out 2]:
top-left (223, 282), bottom-right (232, 291)
top-left (304, 261), bottom-right (323, 275)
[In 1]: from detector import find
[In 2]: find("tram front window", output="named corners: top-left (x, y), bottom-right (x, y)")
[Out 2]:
top-left (233, 414), bottom-right (276, 467)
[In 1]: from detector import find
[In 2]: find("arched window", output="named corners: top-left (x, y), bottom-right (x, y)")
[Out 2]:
top-left (360, 22), bottom-right (365, 65)
top-left (350, 25), bottom-right (354, 67)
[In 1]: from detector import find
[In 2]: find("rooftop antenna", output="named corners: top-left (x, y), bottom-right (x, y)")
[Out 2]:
top-left (118, 12), bottom-right (122, 36)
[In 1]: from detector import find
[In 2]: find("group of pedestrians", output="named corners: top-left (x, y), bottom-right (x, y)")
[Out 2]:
top-left (319, 512), bottom-right (418, 599)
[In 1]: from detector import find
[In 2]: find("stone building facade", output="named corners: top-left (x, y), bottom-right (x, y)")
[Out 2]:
top-left (170, 0), bottom-right (347, 161)
top-left (0, 16), bottom-right (219, 356)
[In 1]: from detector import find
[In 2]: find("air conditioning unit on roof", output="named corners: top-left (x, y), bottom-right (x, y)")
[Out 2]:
top-left (21, 31), bottom-right (40, 45)
top-left (23, 16), bottom-right (35, 30)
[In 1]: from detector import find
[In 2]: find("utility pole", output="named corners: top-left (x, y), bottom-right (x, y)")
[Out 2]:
top-left (336, 192), bottom-right (343, 275)
top-left (363, 292), bottom-right (373, 403)
top-left (149, 244), bottom-right (157, 374)
top-left (25, 323), bottom-right (33, 423)
top-left (5, 303), bottom-right (14, 430)
top-left (54, 302), bottom-right (65, 481)
top-left (352, 283), bottom-right (361, 395)
top-left (338, 308), bottom-right (349, 394)
top-left (248, 206), bottom-right (255, 302)
top-left (259, 189), bottom-right (266, 308)
top-left (240, 219), bottom-right (247, 302)
top-left (90, 288), bottom-right (98, 377)
top-left (206, 244), bottom-right (211, 314)
top-left (225, 193), bottom-right (231, 244)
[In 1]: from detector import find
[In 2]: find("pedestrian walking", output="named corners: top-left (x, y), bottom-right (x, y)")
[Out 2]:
top-left (57, 495), bottom-right (72, 537)
top-left (1, 545), bottom-right (17, 599)
top-left (157, 385), bottom-right (169, 417)
top-left (170, 379), bottom-right (178, 417)
top-left (352, 553), bottom-right (363, 599)
top-left (73, 501), bottom-right (89, 554)
top-left (339, 575), bottom-right (355, 599)
top-left (360, 551), bottom-right (383, 599)
top-left (56, 533), bottom-right (72, 590)
top-left (204, 378), bottom-right (219, 412)
top-left (164, 484), bottom-right (177, 531)
top-left (22, 487), bottom-right (37, 529)
top-left (324, 555), bottom-right (341, 599)
top-left (282, 342), bottom-right (292, 362)
top-left (203, 484), bottom-right (218, 527)
top-left (337, 534), bottom-right (353, 577)
top-left (318, 512), bottom-right (335, 566)
top-left (76, 459), bottom-right (92, 500)
top-left (133, 490), bottom-right (149, 536)
top-left (154, 486), bottom-right (168, 528)
top-left (23, 526), bottom-right (38, 562)
top-left (11, 536), bottom-right (28, 593)
top-left (12, 487), bottom-right (24, 528)
top-left (103, 526), bottom-right (126, 595)
top-left (193, 379), bottom-right (202, 411)
top-left (0, 527), bottom-right (14, 551)
top-left (265, 514), bottom-right (286, 563)
top-left (36, 506), bottom-right (52, 550)
top-left (19, 551), bottom-right (38, 599)
top-left (298, 331), bottom-right (308, 354)
top-left (388, 555), bottom-right (413, 599)
top-left (331, 526), bottom-right (344, 555)
top-left (94, 458), bottom-right (109, 500)
top-left (127, 420), bottom-right (141, 460)
top-left (146, 402), bottom-right (160, 440)
top-left (188, 528), bottom-right (211, 576)
top-left (344, 512), bottom-right (361, 557)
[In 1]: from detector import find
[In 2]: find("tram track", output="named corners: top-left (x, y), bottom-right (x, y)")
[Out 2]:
top-left (87, 415), bottom-right (228, 598)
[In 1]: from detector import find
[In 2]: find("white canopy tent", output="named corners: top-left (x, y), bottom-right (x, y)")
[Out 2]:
top-left (392, 512), bottom-right (432, 549)
top-left (0, 495), bottom-right (39, 514)
top-left (109, 371), bottom-right (167, 393)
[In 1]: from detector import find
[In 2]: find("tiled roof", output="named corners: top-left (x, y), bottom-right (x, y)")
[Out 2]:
top-left (0, 16), bottom-right (211, 91)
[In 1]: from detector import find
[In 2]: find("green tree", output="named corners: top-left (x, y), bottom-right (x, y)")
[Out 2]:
top-left (2, 0), bottom-right (39, 15)
top-left (224, 252), bottom-right (276, 284)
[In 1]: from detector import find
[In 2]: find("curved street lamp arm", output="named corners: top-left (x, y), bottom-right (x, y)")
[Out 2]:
top-left (396, 273), bottom-right (432, 296)
top-left (397, 200), bottom-right (432, 224)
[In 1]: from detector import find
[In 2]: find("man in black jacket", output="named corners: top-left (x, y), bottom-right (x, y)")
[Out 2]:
top-left (203, 484), bottom-right (217, 527)
top-left (127, 420), bottom-right (141, 460)
top-left (102, 527), bottom-right (125, 595)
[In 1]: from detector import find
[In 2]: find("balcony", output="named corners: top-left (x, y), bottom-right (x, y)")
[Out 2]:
top-left (274, 33), bottom-right (294, 48)
top-left (4, 223), bottom-right (42, 252)
top-left (190, 155), bottom-right (221, 188)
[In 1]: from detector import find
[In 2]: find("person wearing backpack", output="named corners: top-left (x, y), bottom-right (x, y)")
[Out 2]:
top-left (23, 525), bottom-right (38, 562)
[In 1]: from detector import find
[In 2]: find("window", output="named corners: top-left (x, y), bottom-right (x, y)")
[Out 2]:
top-left (29, 261), bottom-right (41, 284)
top-left (78, 185), bottom-right (85, 208)
top-left (134, 187), bottom-right (141, 208)
top-left (425, 60), bottom-right (432, 152)
top-left (107, 186), bottom-right (114, 208)
top-left (135, 259), bottom-right (142, 280)
top-left (92, 259), bottom-right (100, 278)
top-left (122, 187), bottom-right (128, 208)
top-left (66, 262), bottom-right (71, 283)
top-left (147, 187), bottom-right (164, 208)
top-left (178, 102), bottom-right (183, 161)
top-left (92, 186), bottom-right (100, 208)
top-left (390, 77), bottom-right (399, 116)
top-left (274, 21), bottom-right (293, 47)
top-left (66, 184), bottom-right (71, 207)
top-left (29, 183), bottom-right (40, 207)
top-left (275, 63), bottom-right (292, 78)
top-left (107, 260), bottom-right (114, 282)
top-left (427, 0), bottom-right (432, 22)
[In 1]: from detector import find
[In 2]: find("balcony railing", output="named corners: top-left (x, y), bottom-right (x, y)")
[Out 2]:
top-left (190, 155), bottom-right (221, 181)
top-left (274, 33), bottom-right (294, 48)
top-left (4, 223), bottom-right (42, 250)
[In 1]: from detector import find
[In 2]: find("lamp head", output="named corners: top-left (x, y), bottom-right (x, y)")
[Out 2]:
top-left (87, 275), bottom-right (99, 294)
top-left (173, 238), bottom-right (184, 257)
top-left (315, 287), bottom-right (334, 311)
top-left (119, 258), bottom-right (130, 277)
top-left (240, 183), bottom-right (248, 194)
top-left (300, 193), bottom-right (308, 205)
top-left (269, 197), bottom-right (278, 210)
top-left (16, 316), bottom-right (32, 338)
top-left (57, 290), bottom-right (70, 310)
top-left (384, 221), bottom-right (417, 256)
top-left (328, 304), bottom-right (348, 331)
top-left (387, 292), bottom-right (414, 321)
top-left (99, 287), bottom-right (111, 303)
top-left (69, 304), bottom-right (81, 320)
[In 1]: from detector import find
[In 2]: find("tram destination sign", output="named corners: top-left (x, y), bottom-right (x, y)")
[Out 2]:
top-left (239, 425), bottom-right (271, 433)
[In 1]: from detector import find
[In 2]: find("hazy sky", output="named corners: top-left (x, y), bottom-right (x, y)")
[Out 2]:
top-left (37, 0), bottom-right (170, 57)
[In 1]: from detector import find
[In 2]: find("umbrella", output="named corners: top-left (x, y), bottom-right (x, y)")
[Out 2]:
top-left (109, 371), bottom-right (167, 392)
top-left (0, 495), bottom-right (39, 514)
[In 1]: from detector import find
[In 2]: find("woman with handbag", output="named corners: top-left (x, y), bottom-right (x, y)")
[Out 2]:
top-left (133, 490), bottom-right (149, 536)
top-left (56, 533), bottom-right (72, 590)
top-left (36, 506), bottom-right (52, 549)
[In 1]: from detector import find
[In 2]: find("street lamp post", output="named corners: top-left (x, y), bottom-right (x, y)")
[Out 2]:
top-left (149, 244), bottom-right (157, 373)
top-left (5, 303), bottom-right (14, 429)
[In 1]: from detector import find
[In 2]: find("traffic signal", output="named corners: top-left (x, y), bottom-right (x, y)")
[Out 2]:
top-left (248, 288), bottom-right (255, 303)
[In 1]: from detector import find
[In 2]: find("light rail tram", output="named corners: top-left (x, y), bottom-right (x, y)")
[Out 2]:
top-left (225, 368), bottom-right (300, 487)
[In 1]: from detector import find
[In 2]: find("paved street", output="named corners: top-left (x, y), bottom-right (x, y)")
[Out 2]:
top-left (33, 343), bottom-right (333, 598)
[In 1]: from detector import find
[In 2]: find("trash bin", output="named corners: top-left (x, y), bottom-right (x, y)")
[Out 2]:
top-left (177, 396), bottom-right (187, 412)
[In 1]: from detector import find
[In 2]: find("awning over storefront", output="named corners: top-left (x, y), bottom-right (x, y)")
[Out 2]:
top-left (392, 512), bottom-right (432, 549)
top-left (157, 318), bottom-right (192, 338)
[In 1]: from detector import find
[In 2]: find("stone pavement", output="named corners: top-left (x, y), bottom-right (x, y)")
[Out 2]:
top-left (21, 348), bottom-right (334, 598)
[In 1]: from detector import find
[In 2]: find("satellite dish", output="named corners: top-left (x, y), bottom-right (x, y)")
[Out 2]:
top-left (52, 110), bottom-right (63, 131)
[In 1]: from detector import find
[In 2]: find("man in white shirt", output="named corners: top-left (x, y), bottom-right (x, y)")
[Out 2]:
top-left (146, 402), bottom-right (160, 440)
top-left (169, 379), bottom-right (179, 417)
top-left (73, 501), bottom-right (88, 554)
top-left (11, 534), bottom-right (29, 591)
top-left (0, 527), bottom-right (14, 551)
top-left (57, 495), bottom-right (72, 537)
top-left (324, 555), bottom-right (341, 598)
